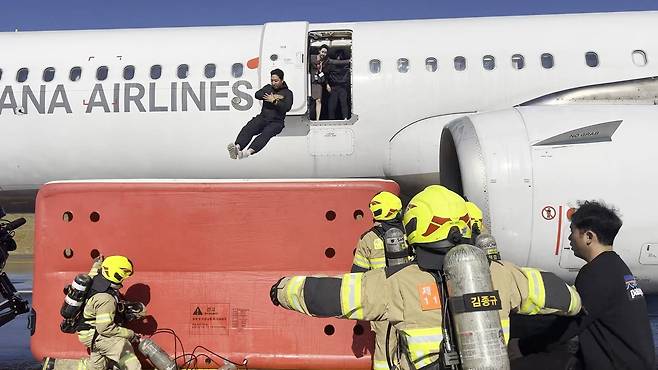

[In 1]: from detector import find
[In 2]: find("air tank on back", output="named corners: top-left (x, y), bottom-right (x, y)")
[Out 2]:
top-left (60, 274), bottom-right (92, 319)
top-left (443, 244), bottom-right (509, 370)
top-left (384, 227), bottom-right (408, 266)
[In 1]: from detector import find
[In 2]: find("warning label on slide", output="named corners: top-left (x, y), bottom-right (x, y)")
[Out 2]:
top-left (189, 303), bottom-right (229, 335)
top-left (231, 308), bottom-right (249, 331)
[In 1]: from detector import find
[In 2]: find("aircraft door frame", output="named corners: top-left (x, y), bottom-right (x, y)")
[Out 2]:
top-left (260, 22), bottom-right (309, 115)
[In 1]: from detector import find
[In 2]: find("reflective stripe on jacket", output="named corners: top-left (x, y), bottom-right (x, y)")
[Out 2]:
top-left (400, 326), bottom-right (443, 368)
top-left (518, 267), bottom-right (581, 316)
top-left (490, 261), bottom-right (582, 343)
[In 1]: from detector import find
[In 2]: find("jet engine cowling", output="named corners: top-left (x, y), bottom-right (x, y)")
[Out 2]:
top-left (440, 105), bottom-right (658, 292)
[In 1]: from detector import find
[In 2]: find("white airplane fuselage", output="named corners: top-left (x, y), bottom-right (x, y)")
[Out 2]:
top-left (2, 11), bottom-right (658, 289)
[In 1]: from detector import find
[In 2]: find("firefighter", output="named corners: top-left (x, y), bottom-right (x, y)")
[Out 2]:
top-left (76, 255), bottom-right (142, 370)
top-left (467, 201), bottom-right (501, 262)
top-left (270, 185), bottom-right (581, 369)
top-left (352, 191), bottom-right (404, 272)
top-left (466, 201), bottom-right (486, 238)
top-left (351, 191), bottom-right (406, 370)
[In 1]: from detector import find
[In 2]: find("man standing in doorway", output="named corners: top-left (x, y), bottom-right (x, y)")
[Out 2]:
top-left (327, 49), bottom-right (351, 120)
top-left (227, 68), bottom-right (293, 159)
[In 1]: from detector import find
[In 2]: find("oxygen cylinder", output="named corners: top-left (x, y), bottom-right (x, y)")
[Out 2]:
top-left (60, 274), bottom-right (92, 319)
top-left (384, 227), bottom-right (408, 266)
top-left (475, 233), bottom-right (501, 262)
top-left (443, 244), bottom-right (509, 370)
top-left (138, 338), bottom-right (177, 370)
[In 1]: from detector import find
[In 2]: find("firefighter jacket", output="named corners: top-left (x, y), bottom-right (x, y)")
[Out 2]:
top-left (350, 223), bottom-right (401, 370)
top-left (273, 260), bottom-right (581, 370)
top-left (77, 261), bottom-right (134, 348)
top-left (352, 221), bottom-right (407, 273)
top-left (77, 292), bottom-right (135, 347)
top-left (351, 229), bottom-right (386, 272)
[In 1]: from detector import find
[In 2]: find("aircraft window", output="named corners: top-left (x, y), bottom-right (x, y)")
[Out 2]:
top-left (16, 68), bottom-right (29, 83)
top-left (150, 65), bottom-right (162, 80)
top-left (124, 65), bottom-right (135, 80)
top-left (483, 55), bottom-right (495, 70)
top-left (397, 58), bottom-right (409, 73)
top-left (231, 63), bottom-right (243, 78)
top-left (454, 56), bottom-right (466, 71)
top-left (69, 67), bottom-right (82, 82)
top-left (632, 50), bottom-right (647, 66)
top-left (177, 64), bottom-right (189, 79)
top-left (425, 57), bottom-right (437, 72)
top-left (43, 67), bottom-right (56, 82)
top-left (205, 63), bottom-right (216, 78)
top-left (585, 52), bottom-right (599, 67)
top-left (96, 66), bottom-right (108, 81)
top-left (541, 53), bottom-right (554, 69)
top-left (512, 54), bottom-right (525, 70)
top-left (0, 68), bottom-right (2, 80)
top-left (369, 59), bottom-right (381, 73)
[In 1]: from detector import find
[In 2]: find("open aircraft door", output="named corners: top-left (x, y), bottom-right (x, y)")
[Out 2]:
top-left (260, 22), bottom-right (308, 115)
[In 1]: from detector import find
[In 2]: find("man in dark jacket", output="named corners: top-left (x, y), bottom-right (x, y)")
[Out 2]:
top-left (227, 68), bottom-right (293, 159)
top-left (514, 201), bottom-right (655, 370)
top-left (327, 49), bottom-right (351, 120)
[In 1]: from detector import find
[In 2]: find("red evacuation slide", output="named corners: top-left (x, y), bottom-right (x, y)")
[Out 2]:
top-left (31, 180), bottom-right (400, 369)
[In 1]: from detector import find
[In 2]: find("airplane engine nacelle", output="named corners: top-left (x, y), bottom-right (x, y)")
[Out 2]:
top-left (440, 106), bottom-right (658, 292)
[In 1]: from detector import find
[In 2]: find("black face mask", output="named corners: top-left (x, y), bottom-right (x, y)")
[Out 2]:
top-left (380, 218), bottom-right (403, 232)
top-left (413, 228), bottom-right (471, 271)
top-left (91, 274), bottom-right (121, 294)
top-left (415, 238), bottom-right (460, 270)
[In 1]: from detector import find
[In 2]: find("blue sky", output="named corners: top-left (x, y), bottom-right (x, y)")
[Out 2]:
top-left (1, 0), bottom-right (657, 31)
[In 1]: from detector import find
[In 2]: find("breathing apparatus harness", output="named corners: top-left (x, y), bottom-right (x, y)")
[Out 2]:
top-left (59, 273), bottom-right (122, 354)
top-left (60, 271), bottom-right (144, 347)
top-left (426, 228), bottom-right (465, 369)
top-left (385, 227), bottom-right (469, 370)
top-left (372, 218), bottom-right (411, 262)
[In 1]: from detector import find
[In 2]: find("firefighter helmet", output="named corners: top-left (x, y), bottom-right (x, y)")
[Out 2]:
top-left (369, 191), bottom-right (402, 221)
top-left (403, 185), bottom-right (471, 245)
top-left (101, 255), bottom-right (134, 284)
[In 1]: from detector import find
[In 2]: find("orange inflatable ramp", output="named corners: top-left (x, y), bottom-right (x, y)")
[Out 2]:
top-left (31, 180), bottom-right (400, 369)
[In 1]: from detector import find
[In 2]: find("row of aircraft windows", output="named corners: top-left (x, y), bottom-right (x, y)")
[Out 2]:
top-left (0, 50), bottom-right (650, 82)
top-left (369, 50), bottom-right (649, 73)
top-left (0, 63), bottom-right (247, 83)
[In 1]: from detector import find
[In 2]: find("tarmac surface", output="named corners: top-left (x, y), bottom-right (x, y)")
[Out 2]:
top-left (0, 270), bottom-right (38, 370)
top-left (1, 257), bottom-right (657, 370)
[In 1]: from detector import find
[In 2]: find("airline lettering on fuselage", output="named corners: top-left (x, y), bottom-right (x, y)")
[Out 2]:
top-left (0, 80), bottom-right (254, 114)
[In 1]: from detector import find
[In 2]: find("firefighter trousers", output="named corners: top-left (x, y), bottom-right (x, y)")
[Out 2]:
top-left (78, 336), bottom-right (141, 370)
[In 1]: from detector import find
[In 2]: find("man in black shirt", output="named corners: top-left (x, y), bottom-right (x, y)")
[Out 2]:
top-left (326, 49), bottom-right (351, 120)
top-left (227, 68), bottom-right (293, 159)
top-left (515, 201), bottom-right (655, 370)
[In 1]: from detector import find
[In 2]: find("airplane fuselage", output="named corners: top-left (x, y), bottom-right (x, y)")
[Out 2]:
top-left (2, 11), bottom-right (658, 289)
top-left (1, 12), bottom-right (657, 188)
